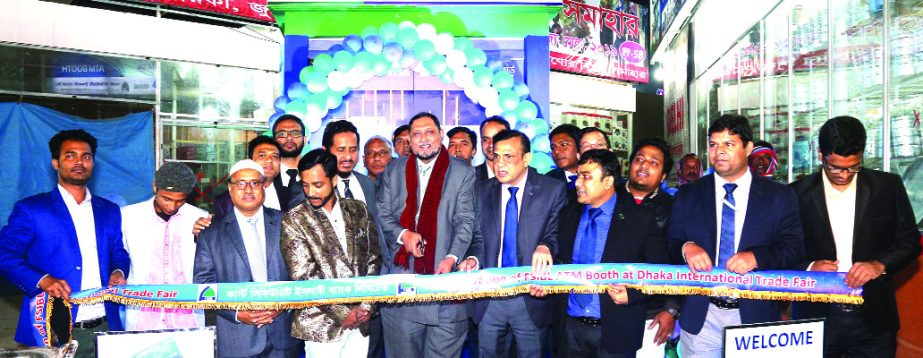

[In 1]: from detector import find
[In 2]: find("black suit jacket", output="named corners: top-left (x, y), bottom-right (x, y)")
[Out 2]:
top-left (555, 192), bottom-right (669, 353)
top-left (790, 169), bottom-right (920, 332)
top-left (475, 162), bottom-right (489, 181)
top-left (276, 172), bottom-right (307, 211)
top-left (347, 171), bottom-right (389, 274)
top-left (469, 169), bottom-right (567, 328)
top-left (545, 167), bottom-right (567, 182)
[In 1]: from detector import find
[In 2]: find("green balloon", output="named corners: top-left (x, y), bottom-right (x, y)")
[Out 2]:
top-left (454, 38), bottom-right (473, 51)
top-left (491, 71), bottom-right (514, 90)
top-left (333, 51), bottom-right (354, 72)
top-left (298, 66), bottom-right (315, 84)
top-left (361, 26), bottom-right (377, 38)
top-left (472, 66), bottom-right (493, 87)
top-left (465, 47), bottom-right (487, 67)
top-left (353, 52), bottom-right (374, 73)
top-left (306, 72), bottom-right (328, 94)
top-left (397, 27), bottom-right (419, 49)
top-left (425, 56), bottom-right (447, 76)
top-left (312, 53), bottom-right (334, 74)
top-left (498, 90), bottom-right (520, 112)
top-left (379, 23), bottom-right (399, 42)
top-left (413, 40), bottom-right (436, 62)
top-left (515, 101), bottom-right (538, 120)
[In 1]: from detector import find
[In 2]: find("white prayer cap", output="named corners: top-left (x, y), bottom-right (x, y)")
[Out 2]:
top-left (228, 159), bottom-right (265, 177)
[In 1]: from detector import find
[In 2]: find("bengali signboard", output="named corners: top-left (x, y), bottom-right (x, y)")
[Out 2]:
top-left (549, 0), bottom-right (649, 83)
top-left (47, 54), bottom-right (157, 99)
top-left (126, 0), bottom-right (275, 23)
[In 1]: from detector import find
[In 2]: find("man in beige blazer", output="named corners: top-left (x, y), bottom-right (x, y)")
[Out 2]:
top-left (281, 149), bottom-right (381, 358)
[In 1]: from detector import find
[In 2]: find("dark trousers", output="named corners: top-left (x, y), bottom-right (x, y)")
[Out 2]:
top-left (478, 296), bottom-right (546, 358)
top-left (824, 305), bottom-right (896, 358)
top-left (367, 313), bottom-right (385, 358)
top-left (564, 316), bottom-right (635, 358)
top-left (72, 319), bottom-right (108, 358)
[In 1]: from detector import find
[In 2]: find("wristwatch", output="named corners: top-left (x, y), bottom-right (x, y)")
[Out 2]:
top-left (665, 307), bottom-right (680, 319)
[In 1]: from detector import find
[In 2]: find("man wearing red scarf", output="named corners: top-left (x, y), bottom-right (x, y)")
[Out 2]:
top-left (377, 112), bottom-right (478, 357)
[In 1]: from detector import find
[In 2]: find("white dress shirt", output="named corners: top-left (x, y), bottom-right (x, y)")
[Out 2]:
top-left (822, 170), bottom-right (858, 272)
top-left (280, 162), bottom-right (298, 187)
top-left (234, 207), bottom-right (268, 282)
top-left (321, 199), bottom-right (348, 253)
top-left (337, 172), bottom-right (367, 203)
top-left (564, 170), bottom-right (577, 183)
top-left (498, 171), bottom-right (528, 266)
top-left (121, 198), bottom-right (207, 330)
top-left (58, 185), bottom-right (105, 321)
top-left (485, 162), bottom-right (496, 179)
top-left (263, 181), bottom-right (281, 211)
top-left (713, 170), bottom-right (752, 259)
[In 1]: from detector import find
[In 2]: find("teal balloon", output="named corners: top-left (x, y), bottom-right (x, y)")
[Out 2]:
top-left (312, 54), bottom-right (334, 74)
top-left (515, 117), bottom-right (537, 138)
top-left (491, 71), bottom-right (514, 90)
top-left (361, 26), bottom-right (378, 38)
top-left (513, 83), bottom-right (530, 98)
top-left (298, 66), bottom-right (314, 84)
top-left (333, 51), bottom-right (354, 72)
top-left (287, 82), bottom-right (308, 100)
top-left (465, 48), bottom-right (487, 67)
top-left (532, 118), bottom-right (550, 135)
top-left (439, 70), bottom-right (453, 84)
top-left (305, 94), bottom-right (326, 116)
top-left (529, 152), bottom-right (554, 174)
top-left (353, 52), bottom-right (374, 73)
top-left (486, 58), bottom-right (504, 71)
top-left (397, 27), bottom-right (419, 49)
top-left (373, 55), bottom-right (390, 76)
top-left (515, 101), bottom-right (538, 120)
top-left (424, 56), bottom-right (447, 76)
top-left (454, 38), bottom-right (473, 51)
top-left (306, 72), bottom-right (328, 93)
top-left (379, 23), bottom-right (399, 42)
top-left (472, 66), bottom-right (493, 87)
top-left (498, 90), bottom-right (520, 112)
top-left (343, 34), bottom-right (363, 53)
top-left (532, 135), bottom-right (551, 152)
top-left (413, 40), bottom-right (436, 61)
top-left (363, 35), bottom-right (384, 55)
top-left (285, 99), bottom-right (306, 114)
top-left (326, 91), bottom-right (343, 110)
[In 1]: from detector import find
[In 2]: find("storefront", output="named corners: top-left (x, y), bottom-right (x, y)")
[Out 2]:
top-left (0, 0), bottom-right (283, 214)
top-left (652, 0), bottom-right (923, 229)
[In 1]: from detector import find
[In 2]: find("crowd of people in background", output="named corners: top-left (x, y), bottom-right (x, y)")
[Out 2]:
top-left (0, 112), bottom-right (918, 358)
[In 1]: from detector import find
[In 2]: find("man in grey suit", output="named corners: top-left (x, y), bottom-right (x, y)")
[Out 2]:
top-left (461, 130), bottom-right (567, 357)
top-left (194, 159), bottom-right (298, 358)
top-left (321, 120), bottom-right (388, 358)
top-left (377, 112), bottom-right (477, 357)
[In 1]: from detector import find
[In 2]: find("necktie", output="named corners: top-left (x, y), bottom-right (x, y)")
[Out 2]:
top-left (342, 178), bottom-right (354, 199)
top-left (574, 208), bottom-right (603, 307)
top-left (501, 187), bottom-right (519, 268)
top-left (718, 183), bottom-right (738, 266)
top-left (245, 217), bottom-right (268, 282)
top-left (285, 169), bottom-right (298, 188)
top-left (567, 174), bottom-right (577, 189)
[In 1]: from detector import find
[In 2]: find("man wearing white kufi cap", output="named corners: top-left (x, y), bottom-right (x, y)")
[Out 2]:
top-left (194, 159), bottom-right (298, 358)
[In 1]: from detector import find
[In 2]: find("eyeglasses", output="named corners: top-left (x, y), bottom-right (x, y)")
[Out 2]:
top-left (274, 130), bottom-right (304, 139)
top-left (228, 179), bottom-right (265, 189)
top-left (823, 161), bottom-right (861, 175)
top-left (365, 150), bottom-right (392, 159)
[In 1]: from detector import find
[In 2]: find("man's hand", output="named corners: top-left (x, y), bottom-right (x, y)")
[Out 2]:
top-left (683, 242), bottom-right (712, 273)
top-left (648, 311), bottom-right (676, 345)
top-left (237, 310), bottom-right (275, 327)
top-left (809, 260), bottom-right (839, 272)
top-left (726, 251), bottom-right (757, 275)
top-left (435, 257), bottom-right (456, 274)
top-left (193, 215), bottom-right (213, 236)
top-left (457, 258), bottom-right (479, 272)
top-left (529, 284), bottom-right (547, 298)
top-left (531, 245), bottom-right (552, 274)
top-left (607, 284), bottom-right (628, 305)
top-left (343, 307), bottom-right (370, 329)
top-left (402, 231), bottom-right (424, 258)
top-left (38, 276), bottom-right (71, 300)
top-left (846, 261), bottom-right (886, 289)
top-left (108, 271), bottom-right (126, 287)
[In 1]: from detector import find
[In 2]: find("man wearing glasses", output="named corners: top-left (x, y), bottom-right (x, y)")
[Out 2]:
top-left (790, 116), bottom-right (920, 357)
top-left (274, 115), bottom-right (308, 210)
top-left (194, 159), bottom-right (297, 358)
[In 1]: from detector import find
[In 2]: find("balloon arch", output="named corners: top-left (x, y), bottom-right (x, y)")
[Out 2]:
top-left (271, 21), bottom-right (554, 172)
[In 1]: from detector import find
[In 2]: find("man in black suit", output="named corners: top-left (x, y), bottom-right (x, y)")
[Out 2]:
top-left (475, 116), bottom-right (511, 181)
top-left (214, 136), bottom-right (285, 218)
top-left (790, 116), bottom-right (920, 357)
top-left (556, 149), bottom-right (669, 357)
top-left (321, 120), bottom-right (388, 358)
top-left (460, 130), bottom-right (567, 357)
top-left (274, 115), bottom-right (308, 210)
top-left (545, 124), bottom-right (581, 186)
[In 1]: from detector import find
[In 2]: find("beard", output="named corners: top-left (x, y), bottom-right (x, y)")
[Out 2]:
top-left (308, 190), bottom-right (336, 209)
top-left (280, 144), bottom-right (304, 158)
top-left (414, 145), bottom-right (440, 161)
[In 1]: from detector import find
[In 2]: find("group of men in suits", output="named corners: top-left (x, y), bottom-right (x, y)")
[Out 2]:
top-left (0, 110), bottom-right (918, 358)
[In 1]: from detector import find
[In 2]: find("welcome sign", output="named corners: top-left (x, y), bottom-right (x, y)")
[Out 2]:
top-left (724, 319), bottom-right (825, 357)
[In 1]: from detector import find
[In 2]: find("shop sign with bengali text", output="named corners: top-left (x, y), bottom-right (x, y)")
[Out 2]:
top-left (549, 0), bottom-right (649, 83)
top-left (130, 0), bottom-right (274, 23)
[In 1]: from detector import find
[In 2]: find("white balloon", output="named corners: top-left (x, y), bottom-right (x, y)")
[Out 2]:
top-left (446, 49), bottom-right (467, 70)
top-left (327, 70), bottom-right (348, 92)
top-left (416, 23), bottom-right (437, 41)
top-left (479, 88), bottom-right (499, 109)
top-left (485, 105), bottom-right (503, 117)
top-left (347, 69), bottom-right (365, 89)
top-left (305, 115), bottom-right (323, 133)
top-left (398, 21), bottom-right (416, 29)
top-left (463, 87), bottom-right (477, 102)
top-left (453, 67), bottom-right (474, 89)
top-left (413, 62), bottom-right (429, 76)
top-left (434, 33), bottom-right (454, 55)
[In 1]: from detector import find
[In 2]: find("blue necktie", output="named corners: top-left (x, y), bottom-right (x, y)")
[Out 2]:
top-left (567, 174), bottom-right (577, 189)
top-left (501, 187), bottom-right (520, 268)
top-left (718, 183), bottom-right (738, 266)
top-left (573, 208), bottom-right (603, 307)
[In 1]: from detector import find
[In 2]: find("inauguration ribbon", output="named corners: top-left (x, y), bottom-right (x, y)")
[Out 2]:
top-left (68, 264), bottom-right (862, 308)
